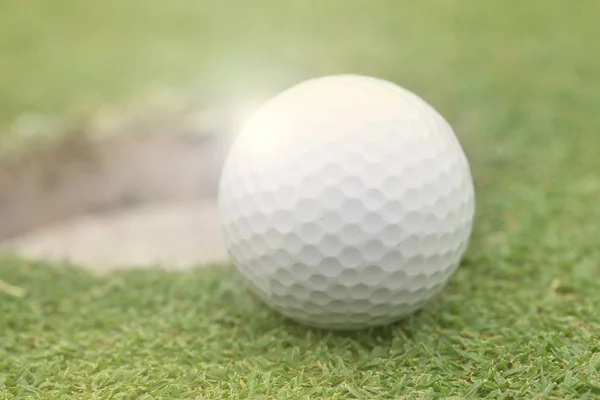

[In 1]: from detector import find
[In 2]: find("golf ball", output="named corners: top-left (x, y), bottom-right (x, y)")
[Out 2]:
top-left (218, 74), bottom-right (475, 329)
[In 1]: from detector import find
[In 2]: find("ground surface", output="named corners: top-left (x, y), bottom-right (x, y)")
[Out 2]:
top-left (1, 0), bottom-right (600, 398)
top-left (1, 259), bottom-right (599, 399)
top-left (4, 201), bottom-right (227, 272)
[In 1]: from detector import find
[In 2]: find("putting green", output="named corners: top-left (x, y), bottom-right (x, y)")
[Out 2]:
top-left (1, 0), bottom-right (599, 398)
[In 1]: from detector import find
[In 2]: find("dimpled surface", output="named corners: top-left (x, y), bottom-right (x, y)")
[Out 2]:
top-left (218, 74), bottom-right (475, 330)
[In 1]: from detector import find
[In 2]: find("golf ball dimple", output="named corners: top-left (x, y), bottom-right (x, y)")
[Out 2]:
top-left (218, 74), bottom-right (475, 330)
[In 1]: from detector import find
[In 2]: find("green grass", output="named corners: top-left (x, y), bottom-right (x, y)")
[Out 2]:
top-left (2, 0), bottom-right (600, 398)
top-left (1, 257), bottom-right (599, 399)
top-left (2, 0), bottom-right (595, 125)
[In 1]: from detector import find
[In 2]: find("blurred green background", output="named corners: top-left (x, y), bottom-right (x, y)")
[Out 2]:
top-left (2, 0), bottom-right (597, 126)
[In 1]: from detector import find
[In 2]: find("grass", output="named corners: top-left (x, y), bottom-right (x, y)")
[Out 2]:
top-left (1, 259), bottom-right (599, 399)
top-left (1, 0), bottom-right (600, 398)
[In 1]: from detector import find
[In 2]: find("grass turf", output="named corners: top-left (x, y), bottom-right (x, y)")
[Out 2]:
top-left (2, 0), bottom-right (600, 398)
top-left (1, 256), bottom-right (599, 399)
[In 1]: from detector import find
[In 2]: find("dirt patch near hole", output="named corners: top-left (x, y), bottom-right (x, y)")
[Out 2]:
top-left (3, 200), bottom-right (226, 273)
top-left (0, 129), bottom-right (227, 240)
top-left (0, 98), bottom-right (259, 270)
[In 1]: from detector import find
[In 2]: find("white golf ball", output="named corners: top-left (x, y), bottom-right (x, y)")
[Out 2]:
top-left (218, 74), bottom-right (475, 330)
